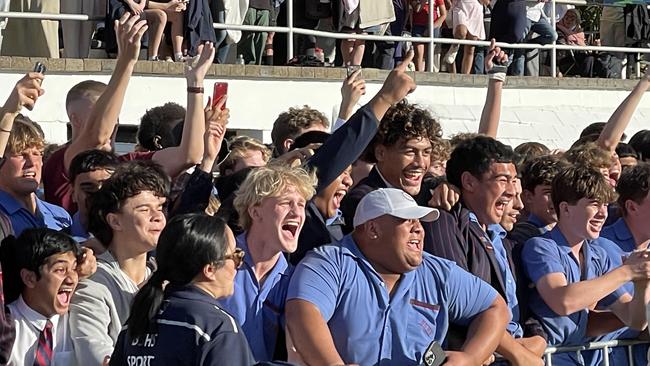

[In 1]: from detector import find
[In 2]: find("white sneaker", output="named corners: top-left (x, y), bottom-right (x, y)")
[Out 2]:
top-left (444, 44), bottom-right (459, 64)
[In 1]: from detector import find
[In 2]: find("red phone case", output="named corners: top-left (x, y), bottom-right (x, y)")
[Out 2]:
top-left (213, 82), bottom-right (228, 110)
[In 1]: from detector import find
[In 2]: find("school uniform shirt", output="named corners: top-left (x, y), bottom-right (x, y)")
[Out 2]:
top-left (521, 227), bottom-right (628, 366)
top-left (7, 296), bottom-right (75, 365)
top-left (287, 234), bottom-right (498, 366)
top-left (0, 190), bottom-right (71, 236)
top-left (218, 234), bottom-right (292, 362)
top-left (69, 251), bottom-right (152, 365)
top-left (110, 285), bottom-right (255, 366)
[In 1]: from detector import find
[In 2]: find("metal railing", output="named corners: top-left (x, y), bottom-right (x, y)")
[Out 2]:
top-left (544, 339), bottom-right (650, 366)
top-left (0, 0), bottom-right (648, 78)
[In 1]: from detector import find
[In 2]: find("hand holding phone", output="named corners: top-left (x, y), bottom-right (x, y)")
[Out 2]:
top-left (212, 82), bottom-right (228, 110)
top-left (422, 341), bottom-right (446, 366)
top-left (346, 65), bottom-right (362, 79)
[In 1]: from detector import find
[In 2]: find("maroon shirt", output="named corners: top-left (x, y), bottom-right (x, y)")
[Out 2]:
top-left (43, 145), bottom-right (155, 213)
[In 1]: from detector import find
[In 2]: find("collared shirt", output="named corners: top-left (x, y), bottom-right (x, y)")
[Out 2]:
top-left (375, 167), bottom-right (396, 189)
top-left (483, 218), bottom-right (522, 338)
top-left (287, 235), bottom-right (498, 366)
top-left (0, 190), bottom-right (71, 236)
top-left (325, 209), bottom-right (344, 226)
top-left (600, 218), bottom-right (636, 255)
top-left (218, 233), bottom-right (293, 362)
top-left (528, 214), bottom-right (551, 234)
top-left (7, 296), bottom-right (75, 365)
top-left (70, 212), bottom-right (91, 243)
top-left (522, 227), bottom-right (627, 365)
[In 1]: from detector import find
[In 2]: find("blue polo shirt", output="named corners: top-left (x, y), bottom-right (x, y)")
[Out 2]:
top-left (0, 189), bottom-right (71, 236)
top-left (600, 218), bottom-right (636, 255)
top-left (522, 227), bottom-right (628, 366)
top-left (485, 221), bottom-right (522, 338)
top-left (70, 212), bottom-right (91, 243)
top-left (217, 233), bottom-right (293, 362)
top-left (528, 213), bottom-right (551, 234)
top-left (287, 234), bottom-right (498, 366)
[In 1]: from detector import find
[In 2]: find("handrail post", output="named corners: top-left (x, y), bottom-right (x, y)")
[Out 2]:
top-left (287, 0), bottom-right (294, 60)
top-left (550, 0), bottom-right (557, 77)
top-left (427, 0), bottom-right (435, 72)
top-left (602, 345), bottom-right (610, 366)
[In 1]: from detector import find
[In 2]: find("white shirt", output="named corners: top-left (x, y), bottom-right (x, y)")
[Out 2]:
top-left (7, 296), bottom-right (75, 366)
top-left (526, 2), bottom-right (547, 22)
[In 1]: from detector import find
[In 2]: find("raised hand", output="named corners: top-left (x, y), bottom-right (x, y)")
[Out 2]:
top-left (202, 96), bottom-right (229, 165)
top-left (485, 39), bottom-right (508, 74)
top-left (4, 72), bottom-right (45, 112)
top-left (339, 69), bottom-right (366, 120)
top-left (623, 250), bottom-right (650, 281)
top-left (185, 42), bottom-right (216, 86)
top-left (377, 50), bottom-right (417, 106)
top-left (115, 12), bottom-right (148, 63)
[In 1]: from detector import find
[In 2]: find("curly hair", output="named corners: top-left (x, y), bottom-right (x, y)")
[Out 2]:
top-left (565, 142), bottom-right (612, 171)
top-left (233, 163), bottom-right (316, 231)
top-left (88, 160), bottom-right (171, 247)
top-left (137, 102), bottom-right (187, 151)
top-left (430, 139), bottom-right (451, 162)
top-left (365, 101), bottom-right (443, 163)
top-left (552, 164), bottom-right (616, 217)
top-left (271, 106), bottom-right (330, 155)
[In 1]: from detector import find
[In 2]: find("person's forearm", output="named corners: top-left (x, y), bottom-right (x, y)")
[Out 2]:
top-left (598, 78), bottom-right (650, 152)
top-left (286, 299), bottom-right (345, 366)
top-left (544, 267), bottom-right (631, 315)
top-left (368, 94), bottom-right (393, 123)
top-left (179, 80), bottom-right (206, 166)
top-left (0, 111), bottom-right (17, 158)
top-left (461, 297), bottom-right (509, 364)
top-left (146, 1), bottom-right (168, 10)
top-left (199, 154), bottom-right (216, 173)
top-left (496, 331), bottom-right (537, 363)
top-left (478, 79), bottom-right (503, 138)
top-left (338, 100), bottom-right (356, 121)
top-left (623, 281), bottom-right (650, 330)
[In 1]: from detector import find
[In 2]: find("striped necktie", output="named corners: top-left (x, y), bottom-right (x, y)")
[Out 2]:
top-left (33, 320), bottom-right (53, 366)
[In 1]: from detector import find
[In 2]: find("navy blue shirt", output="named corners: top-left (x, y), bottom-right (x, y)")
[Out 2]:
top-left (218, 233), bottom-right (293, 362)
top-left (287, 235), bottom-right (498, 366)
top-left (0, 190), bottom-right (71, 236)
top-left (109, 285), bottom-right (255, 366)
top-left (521, 227), bottom-right (628, 366)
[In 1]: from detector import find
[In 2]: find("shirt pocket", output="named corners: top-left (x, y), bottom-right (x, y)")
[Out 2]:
top-left (407, 299), bottom-right (440, 355)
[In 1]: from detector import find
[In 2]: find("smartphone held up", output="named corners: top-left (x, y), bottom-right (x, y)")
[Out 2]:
top-left (213, 82), bottom-right (228, 110)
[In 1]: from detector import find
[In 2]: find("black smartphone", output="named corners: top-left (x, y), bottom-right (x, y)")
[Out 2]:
top-left (33, 62), bottom-right (46, 74)
top-left (422, 341), bottom-right (447, 366)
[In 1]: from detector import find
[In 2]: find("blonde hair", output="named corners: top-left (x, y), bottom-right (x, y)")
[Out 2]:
top-left (219, 136), bottom-right (272, 175)
top-left (233, 163), bottom-right (316, 230)
top-left (5, 118), bottom-right (45, 155)
top-left (565, 142), bottom-right (612, 170)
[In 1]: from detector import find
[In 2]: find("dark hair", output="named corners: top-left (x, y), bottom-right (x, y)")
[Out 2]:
top-left (579, 122), bottom-right (627, 142)
top-left (137, 102), bottom-right (186, 151)
top-left (0, 228), bottom-right (79, 304)
top-left (551, 165), bottom-right (616, 217)
top-left (364, 101), bottom-right (443, 163)
top-left (616, 162), bottom-right (650, 216)
top-left (127, 214), bottom-right (230, 340)
top-left (69, 149), bottom-right (119, 185)
top-left (629, 130), bottom-right (650, 161)
top-left (520, 155), bottom-right (569, 193)
top-left (446, 136), bottom-right (516, 189)
top-left (271, 106), bottom-right (329, 156)
top-left (88, 160), bottom-right (170, 247)
top-left (616, 142), bottom-right (639, 159)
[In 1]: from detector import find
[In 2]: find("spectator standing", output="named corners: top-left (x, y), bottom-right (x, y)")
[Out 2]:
top-left (61, 0), bottom-right (107, 59)
top-left (510, 0), bottom-right (557, 76)
top-left (238, 0), bottom-right (273, 64)
top-left (411, 0), bottom-right (447, 71)
top-left (1, 0), bottom-right (59, 58)
top-left (445, 0), bottom-right (486, 74)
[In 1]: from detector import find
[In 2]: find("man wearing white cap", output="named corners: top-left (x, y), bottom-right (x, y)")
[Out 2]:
top-left (285, 188), bottom-right (509, 366)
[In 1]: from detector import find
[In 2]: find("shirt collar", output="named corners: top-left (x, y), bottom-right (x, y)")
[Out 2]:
top-left (374, 167), bottom-right (395, 189)
top-left (613, 218), bottom-right (633, 242)
top-left (0, 189), bottom-right (26, 215)
top-left (487, 223), bottom-right (508, 241)
top-left (548, 226), bottom-right (579, 254)
top-left (527, 213), bottom-right (547, 229)
top-left (12, 295), bottom-right (60, 332)
top-left (326, 209), bottom-right (343, 226)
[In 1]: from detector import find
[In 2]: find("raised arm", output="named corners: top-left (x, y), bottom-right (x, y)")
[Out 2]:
top-left (64, 13), bottom-right (147, 171)
top-left (478, 39), bottom-right (508, 138)
top-left (285, 299), bottom-right (345, 366)
top-left (368, 50), bottom-right (416, 122)
top-left (152, 42), bottom-right (215, 177)
top-left (597, 69), bottom-right (650, 153)
top-left (335, 69), bottom-right (366, 129)
top-left (0, 72), bottom-right (44, 157)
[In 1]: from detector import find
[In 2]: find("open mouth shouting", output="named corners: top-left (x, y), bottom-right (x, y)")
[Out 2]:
top-left (332, 189), bottom-right (347, 209)
top-left (56, 286), bottom-right (75, 308)
top-left (406, 237), bottom-right (422, 252)
top-left (281, 220), bottom-right (300, 240)
top-left (402, 169), bottom-right (424, 187)
top-left (22, 170), bottom-right (37, 180)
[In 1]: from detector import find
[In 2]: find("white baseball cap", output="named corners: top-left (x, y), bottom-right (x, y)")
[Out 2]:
top-left (353, 188), bottom-right (440, 228)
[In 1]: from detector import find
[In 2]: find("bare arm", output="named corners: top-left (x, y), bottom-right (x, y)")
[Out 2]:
top-left (0, 72), bottom-right (44, 156)
top-left (478, 39), bottom-right (508, 138)
top-left (597, 71), bottom-right (650, 153)
top-left (496, 332), bottom-right (544, 366)
top-left (153, 43), bottom-right (216, 177)
top-left (434, 2), bottom-right (447, 28)
top-left (445, 296), bottom-right (510, 365)
top-left (64, 13), bottom-right (147, 171)
top-left (285, 299), bottom-right (345, 366)
top-left (199, 97), bottom-right (228, 173)
top-left (609, 281), bottom-right (650, 330)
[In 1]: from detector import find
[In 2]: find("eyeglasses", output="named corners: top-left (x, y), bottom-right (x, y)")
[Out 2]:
top-left (223, 248), bottom-right (245, 269)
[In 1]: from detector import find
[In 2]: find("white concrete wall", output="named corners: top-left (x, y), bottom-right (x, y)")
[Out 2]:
top-left (1, 71), bottom-right (649, 149)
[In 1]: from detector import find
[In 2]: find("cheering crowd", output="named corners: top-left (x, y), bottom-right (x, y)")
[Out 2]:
top-left (2, 10), bottom-right (650, 366)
